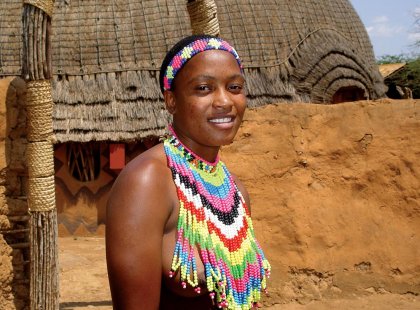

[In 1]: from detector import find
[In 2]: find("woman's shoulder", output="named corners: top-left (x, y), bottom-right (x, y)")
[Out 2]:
top-left (128, 142), bottom-right (167, 170)
top-left (108, 142), bottom-right (173, 215)
top-left (118, 143), bottom-right (169, 184)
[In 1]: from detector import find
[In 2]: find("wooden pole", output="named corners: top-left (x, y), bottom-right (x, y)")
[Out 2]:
top-left (21, 1), bottom-right (59, 309)
top-left (186, 0), bottom-right (220, 36)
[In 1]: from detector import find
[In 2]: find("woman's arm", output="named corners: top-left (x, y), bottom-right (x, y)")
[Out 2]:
top-left (106, 157), bottom-right (172, 310)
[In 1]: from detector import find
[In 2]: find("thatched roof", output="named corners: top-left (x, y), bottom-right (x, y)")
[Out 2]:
top-left (379, 63), bottom-right (407, 79)
top-left (0, 0), bottom-right (386, 142)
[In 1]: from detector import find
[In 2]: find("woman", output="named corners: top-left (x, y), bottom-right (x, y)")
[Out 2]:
top-left (106, 35), bottom-right (270, 310)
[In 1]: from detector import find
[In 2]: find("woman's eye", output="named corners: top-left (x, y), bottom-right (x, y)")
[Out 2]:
top-left (197, 85), bottom-right (211, 91)
top-left (229, 84), bottom-right (244, 92)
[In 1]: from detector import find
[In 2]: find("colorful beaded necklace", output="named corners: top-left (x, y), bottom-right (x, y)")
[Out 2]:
top-left (164, 128), bottom-right (271, 310)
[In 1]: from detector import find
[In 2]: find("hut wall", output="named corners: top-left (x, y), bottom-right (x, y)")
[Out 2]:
top-left (1, 0), bottom-right (387, 143)
top-left (0, 77), bottom-right (30, 310)
top-left (55, 143), bottom-right (115, 236)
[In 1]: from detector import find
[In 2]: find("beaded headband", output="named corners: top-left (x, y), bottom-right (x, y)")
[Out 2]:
top-left (162, 37), bottom-right (243, 92)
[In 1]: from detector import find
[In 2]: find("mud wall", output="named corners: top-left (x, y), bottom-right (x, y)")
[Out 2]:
top-left (222, 99), bottom-right (420, 305)
top-left (0, 77), bottom-right (29, 309)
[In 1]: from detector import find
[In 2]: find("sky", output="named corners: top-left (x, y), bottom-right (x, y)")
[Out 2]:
top-left (349, 0), bottom-right (420, 58)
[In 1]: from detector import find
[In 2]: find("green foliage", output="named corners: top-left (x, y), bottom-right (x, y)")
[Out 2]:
top-left (385, 58), bottom-right (420, 98)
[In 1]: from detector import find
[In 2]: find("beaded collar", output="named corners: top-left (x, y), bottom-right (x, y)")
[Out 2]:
top-left (164, 128), bottom-right (271, 309)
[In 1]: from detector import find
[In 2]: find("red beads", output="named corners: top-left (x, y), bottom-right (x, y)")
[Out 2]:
top-left (164, 132), bottom-right (271, 309)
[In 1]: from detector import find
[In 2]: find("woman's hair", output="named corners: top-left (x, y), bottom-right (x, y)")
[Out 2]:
top-left (159, 35), bottom-right (242, 94)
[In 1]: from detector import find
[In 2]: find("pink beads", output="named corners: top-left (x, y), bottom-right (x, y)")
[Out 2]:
top-left (164, 133), bottom-right (271, 309)
top-left (218, 301), bottom-right (229, 308)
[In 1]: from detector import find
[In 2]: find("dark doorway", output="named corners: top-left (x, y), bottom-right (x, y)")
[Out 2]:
top-left (332, 86), bottom-right (366, 104)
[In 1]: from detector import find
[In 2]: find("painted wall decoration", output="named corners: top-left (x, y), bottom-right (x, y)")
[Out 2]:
top-left (54, 140), bottom-right (158, 236)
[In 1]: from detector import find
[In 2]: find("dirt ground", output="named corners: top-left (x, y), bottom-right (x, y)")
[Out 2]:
top-left (59, 237), bottom-right (420, 310)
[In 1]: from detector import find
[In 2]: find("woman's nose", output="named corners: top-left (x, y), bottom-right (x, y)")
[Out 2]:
top-left (213, 88), bottom-right (233, 109)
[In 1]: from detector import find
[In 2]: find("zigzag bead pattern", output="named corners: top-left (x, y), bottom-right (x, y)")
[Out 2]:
top-left (164, 128), bottom-right (271, 309)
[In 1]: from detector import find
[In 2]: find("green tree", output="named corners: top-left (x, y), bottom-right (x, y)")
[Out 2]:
top-left (384, 58), bottom-right (420, 99)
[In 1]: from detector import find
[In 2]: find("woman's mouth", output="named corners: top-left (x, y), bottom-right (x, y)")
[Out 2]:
top-left (208, 116), bottom-right (236, 129)
top-left (209, 117), bottom-right (234, 124)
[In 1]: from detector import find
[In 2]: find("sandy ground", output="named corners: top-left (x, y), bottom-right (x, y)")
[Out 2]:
top-left (59, 237), bottom-right (420, 310)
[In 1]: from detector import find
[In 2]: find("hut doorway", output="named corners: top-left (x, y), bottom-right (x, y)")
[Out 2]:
top-left (332, 86), bottom-right (366, 104)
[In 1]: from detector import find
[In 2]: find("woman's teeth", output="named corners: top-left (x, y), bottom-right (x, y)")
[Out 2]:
top-left (209, 117), bottom-right (232, 123)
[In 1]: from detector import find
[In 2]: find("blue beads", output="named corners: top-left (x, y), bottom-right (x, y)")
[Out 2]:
top-left (164, 131), bottom-right (271, 309)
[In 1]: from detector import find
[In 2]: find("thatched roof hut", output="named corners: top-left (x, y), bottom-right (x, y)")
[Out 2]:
top-left (1, 0), bottom-right (386, 143)
top-left (379, 63), bottom-right (407, 79)
top-left (379, 63), bottom-right (417, 99)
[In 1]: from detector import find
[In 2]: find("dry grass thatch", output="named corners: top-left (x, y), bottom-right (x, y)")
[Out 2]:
top-left (0, 0), bottom-right (386, 142)
top-left (379, 63), bottom-right (407, 79)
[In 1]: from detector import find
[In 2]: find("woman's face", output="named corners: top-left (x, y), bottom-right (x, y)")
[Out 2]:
top-left (165, 50), bottom-right (246, 149)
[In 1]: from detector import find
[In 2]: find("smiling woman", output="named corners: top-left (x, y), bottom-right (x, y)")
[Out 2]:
top-left (163, 48), bottom-right (246, 156)
top-left (106, 35), bottom-right (270, 310)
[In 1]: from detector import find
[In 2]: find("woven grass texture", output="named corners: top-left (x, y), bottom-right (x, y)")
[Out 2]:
top-left (0, 0), bottom-right (386, 142)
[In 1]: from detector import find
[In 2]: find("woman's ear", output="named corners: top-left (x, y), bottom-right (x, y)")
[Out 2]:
top-left (164, 90), bottom-right (176, 115)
